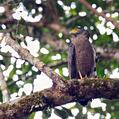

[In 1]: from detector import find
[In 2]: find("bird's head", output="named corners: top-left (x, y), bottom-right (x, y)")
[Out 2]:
top-left (69, 27), bottom-right (90, 38)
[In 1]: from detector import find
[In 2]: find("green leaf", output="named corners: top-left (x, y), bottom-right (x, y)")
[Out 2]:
top-left (28, 112), bottom-right (35, 119)
top-left (54, 108), bottom-right (69, 119)
top-left (42, 109), bottom-right (52, 119)
top-left (62, 107), bottom-right (73, 116)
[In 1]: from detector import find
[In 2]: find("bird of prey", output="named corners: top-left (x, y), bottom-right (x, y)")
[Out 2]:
top-left (68, 27), bottom-right (96, 106)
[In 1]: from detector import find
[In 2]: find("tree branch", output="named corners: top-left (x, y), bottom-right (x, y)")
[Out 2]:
top-left (96, 47), bottom-right (119, 61)
top-left (0, 33), bottom-right (65, 86)
top-left (79, 0), bottom-right (119, 29)
top-left (0, 78), bottom-right (119, 119)
top-left (41, 33), bottom-right (68, 50)
top-left (0, 68), bottom-right (10, 103)
top-left (49, 60), bottom-right (67, 68)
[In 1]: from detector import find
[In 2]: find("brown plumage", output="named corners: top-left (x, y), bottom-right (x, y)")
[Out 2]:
top-left (68, 28), bottom-right (96, 79)
top-left (68, 28), bottom-right (96, 106)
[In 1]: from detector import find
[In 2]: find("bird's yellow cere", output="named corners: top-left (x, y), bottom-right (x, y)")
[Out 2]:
top-left (70, 28), bottom-right (80, 34)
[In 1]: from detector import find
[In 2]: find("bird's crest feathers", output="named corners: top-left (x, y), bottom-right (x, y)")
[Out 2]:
top-left (69, 27), bottom-right (85, 35)
top-left (69, 27), bottom-right (80, 34)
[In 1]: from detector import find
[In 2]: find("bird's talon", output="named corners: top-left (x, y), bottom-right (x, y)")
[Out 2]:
top-left (79, 71), bottom-right (83, 79)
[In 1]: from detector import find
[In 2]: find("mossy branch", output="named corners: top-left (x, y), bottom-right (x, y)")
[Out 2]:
top-left (0, 78), bottom-right (119, 119)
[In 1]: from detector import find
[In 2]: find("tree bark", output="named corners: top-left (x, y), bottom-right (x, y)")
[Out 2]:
top-left (0, 78), bottom-right (119, 119)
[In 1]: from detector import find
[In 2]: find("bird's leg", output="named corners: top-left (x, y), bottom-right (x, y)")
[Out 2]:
top-left (78, 71), bottom-right (83, 79)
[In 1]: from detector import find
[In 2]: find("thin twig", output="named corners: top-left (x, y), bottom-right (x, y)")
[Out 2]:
top-left (79, 0), bottom-right (119, 29)
top-left (49, 60), bottom-right (67, 68)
